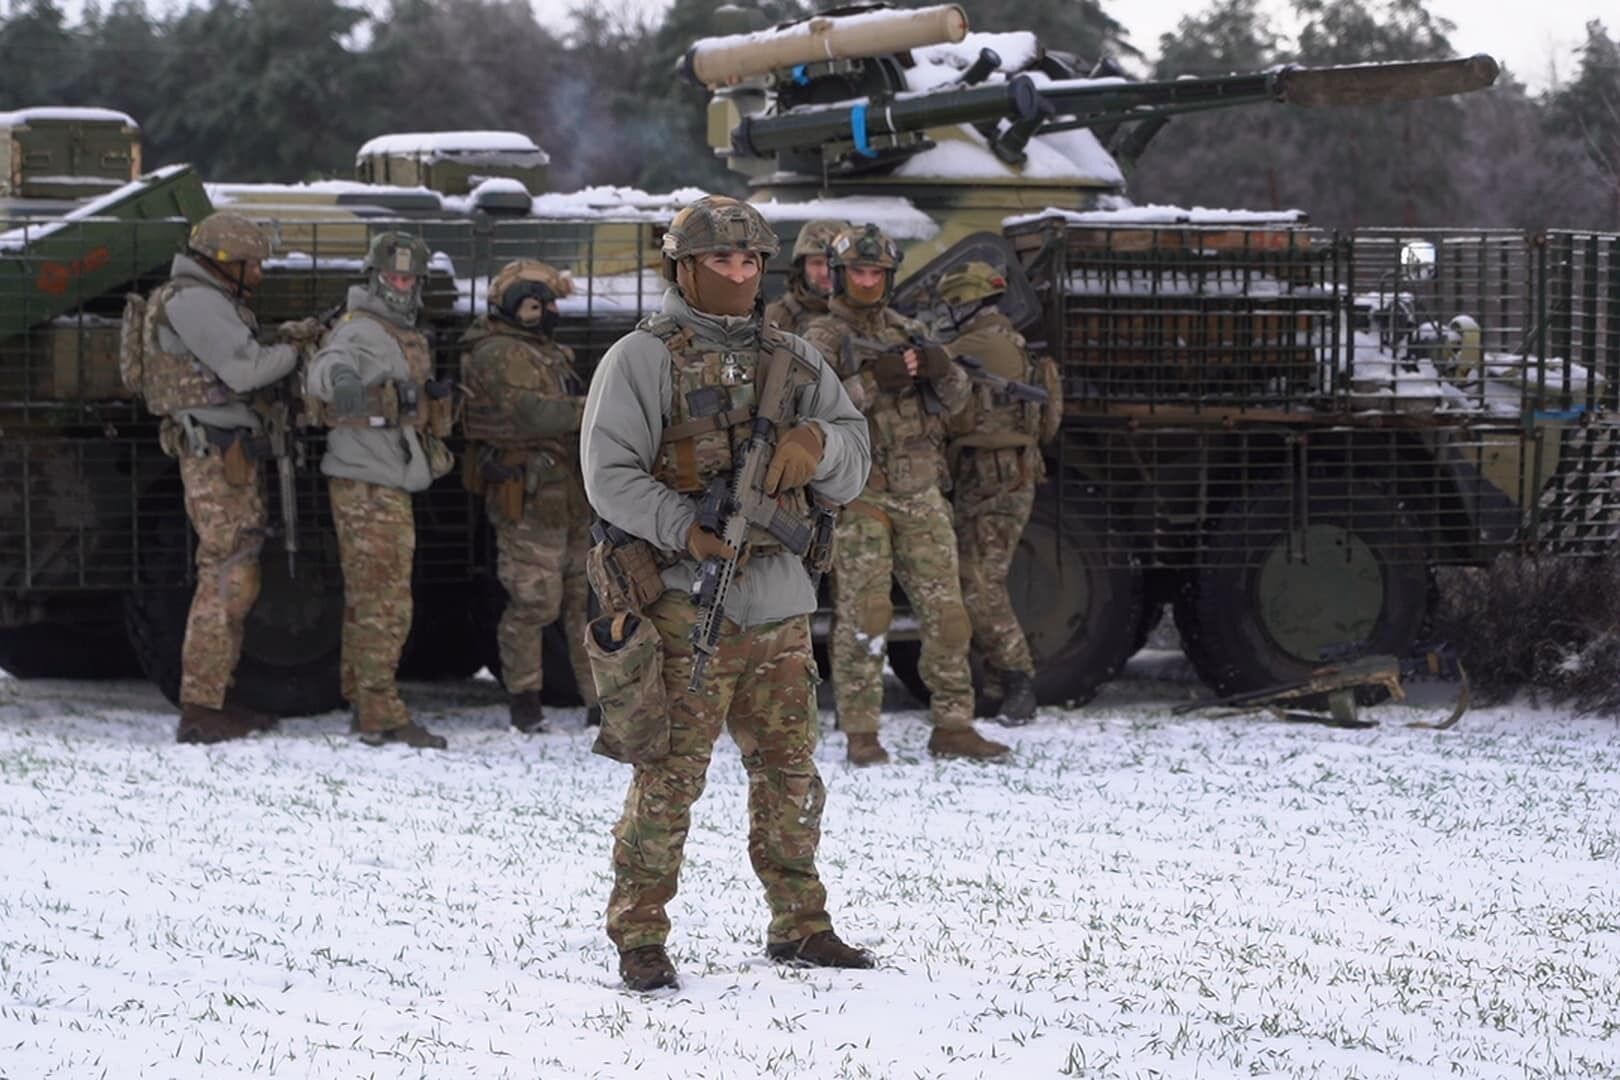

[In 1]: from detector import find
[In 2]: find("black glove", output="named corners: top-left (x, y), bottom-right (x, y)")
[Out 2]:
top-left (872, 351), bottom-right (913, 392)
top-left (330, 366), bottom-right (366, 417)
top-left (921, 344), bottom-right (955, 382)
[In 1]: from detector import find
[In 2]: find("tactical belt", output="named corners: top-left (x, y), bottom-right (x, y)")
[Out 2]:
top-left (202, 423), bottom-right (271, 461)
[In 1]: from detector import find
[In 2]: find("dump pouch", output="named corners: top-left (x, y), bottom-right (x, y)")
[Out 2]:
top-left (221, 434), bottom-right (255, 486)
top-left (587, 611), bottom-right (670, 765)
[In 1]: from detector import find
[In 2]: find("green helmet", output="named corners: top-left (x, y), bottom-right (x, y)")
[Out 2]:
top-left (188, 211), bottom-right (271, 263)
top-left (660, 195), bottom-right (780, 280)
top-left (364, 231), bottom-right (431, 318)
top-left (828, 223), bottom-right (902, 271)
top-left (937, 261), bottom-right (1008, 306)
top-left (791, 218), bottom-right (847, 262)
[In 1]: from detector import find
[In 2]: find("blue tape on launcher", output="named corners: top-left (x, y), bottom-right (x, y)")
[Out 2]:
top-left (791, 64), bottom-right (810, 86)
top-left (849, 103), bottom-right (878, 158)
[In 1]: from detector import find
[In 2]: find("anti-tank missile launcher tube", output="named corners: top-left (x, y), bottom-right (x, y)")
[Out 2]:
top-left (681, 4), bottom-right (968, 88)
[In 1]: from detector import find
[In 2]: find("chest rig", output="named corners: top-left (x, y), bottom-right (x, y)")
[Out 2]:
top-left (644, 314), bottom-right (817, 554)
top-left (461, 328), bottom-right (584, 458)
top-left (836, 306), bottom-right (949, 496)
top-left (308, 309), bottom-right (448, 433)
top-left (141, 278), bottom-right (250, 417)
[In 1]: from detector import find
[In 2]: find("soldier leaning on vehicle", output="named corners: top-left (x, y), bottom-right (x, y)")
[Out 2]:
top-left (763, 218), bottom-right (846, 337)
top-left (580, 195), bottom-right (874, 993)
top-left (803, 225), bottom-right (1011, 766)
top-left (939, 262), bottom-right (1062, 725)
top-left (137, 211), bottom-right (308, 745)
top-left (305, 231), bottom-right (455, 750)
top-left (459, 259), bottom-right (598, 734)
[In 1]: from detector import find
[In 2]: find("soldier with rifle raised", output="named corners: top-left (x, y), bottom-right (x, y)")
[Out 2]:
top-left (804, 224), bottom-right (1011, 766)
top-left (579, 195), bottom-right (872, 993)
top-left (128, 211), bottom-right (315, 744)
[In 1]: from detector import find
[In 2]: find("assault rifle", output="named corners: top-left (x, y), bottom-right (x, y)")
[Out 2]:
top-left (846, 335), bottom-right (1049, 412)
top-left (687, 352), bottom-right (824, 692)
top-left (257, 384), bottom-right (300, 579)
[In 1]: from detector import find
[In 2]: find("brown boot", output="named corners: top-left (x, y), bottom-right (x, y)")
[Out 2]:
top-left (619, 944), bottom-right (679, 992)
top-left (509, 691), bottom-right (546, 734)
top-left (768, 930), bottom-right (874, 969)
top-left (845, 732), bottom-right (890, 766)
top-left (176, 704), bottom-right (256, 745)
top-left (928, 726), bottom-right (1011, 761)
top-left (225, 702), bottom-right (278, 733)
top-left (359, 721), bottom-right (448, 750)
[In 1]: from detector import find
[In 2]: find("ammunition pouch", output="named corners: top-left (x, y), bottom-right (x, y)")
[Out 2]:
top-left (587, 522), bottom-right (669, 615)
top-left (587, 610), bottom-right (669, 765)
top-left (314, 379), bottom-right (454, 435)
top-left (485, 448), bottom-right (528, 524)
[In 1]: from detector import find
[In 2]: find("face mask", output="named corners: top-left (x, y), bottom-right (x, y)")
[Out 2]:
top-left (370, 270), bottom-right (420, 319)
top-left (678, 258), bottom-right (761, 317)
top-left (533, 307), bottom-right (560, 338)
top-left (843, 270), bottom-right (888, 308)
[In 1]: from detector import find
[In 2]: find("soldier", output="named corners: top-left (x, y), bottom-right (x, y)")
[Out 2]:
top-left (459, 260), bottom-right (597, 733)
top-left (306, 232), bottom-right (456, 750)
top-left (580, 195), bottom-right (873, 993)
top-left (142, 211), bottom-right (304, 744)
top-left (763, 218), bottom-right (846, 336)
top-left (939, 262), bottom-right (1058, 724)
top-left (804, 225), bottom-right (1010, 766)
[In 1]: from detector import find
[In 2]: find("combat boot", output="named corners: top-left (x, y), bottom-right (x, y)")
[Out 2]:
top-left (584, 705), bottom-right (602, 728)
top-left (619, 945), bottom-right (679, 992)
top-left (995, 671), bottom-right (1038, 727)
top-left (176, 704), bottom-right (256, 745)
top-left (359, 721), bottom-right (448, 750)
top-left (927, 726), bottom-right (1011, 761)
top-left (845, 732), bottom-right (890, 766)
top-left (768, 930), bottom-right (874, 969)
top-left (509, 691), bottom-right (546, 734)
top-left (225, 702), bottom-right (278, 733)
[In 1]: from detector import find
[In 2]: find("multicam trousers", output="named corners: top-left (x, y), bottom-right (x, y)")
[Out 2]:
top-left (606, 593), bottom-right (832, 951)
top-left (955, 464), bottom-right (1036, 679)
top-left (830, 485), bottom-right (974, 734)
top-left (329, 477), bottom-right (415, 732)
top-left (179, 451), bottom-right (265, 708)
top-left (491, 500), bottom-right (595, 704)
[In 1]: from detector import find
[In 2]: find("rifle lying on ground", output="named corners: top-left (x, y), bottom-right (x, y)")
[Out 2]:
top-left (846, 335), bottom-right (1049, 412)
top-left (686, 351), bottom-right (837, 692)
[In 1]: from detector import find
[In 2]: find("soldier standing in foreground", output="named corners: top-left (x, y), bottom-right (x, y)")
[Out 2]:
top-left (141, 211), bottom-right (304, 744)
top-left (939, 262), bottom-right (1060, 724)
top-left (306, 232), bottom-right (455, 750)
top-left (763, 218), bottom-right (845, 336)
top-left (580, 195), bottom-right (873, 993)
top-left (459, 260), bottom-right (598, 733)
top-left (804, 225), bottom-right (1010, 766)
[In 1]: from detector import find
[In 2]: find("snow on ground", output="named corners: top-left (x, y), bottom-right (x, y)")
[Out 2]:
top-left (3, 659), bottom-right (1619, 1079)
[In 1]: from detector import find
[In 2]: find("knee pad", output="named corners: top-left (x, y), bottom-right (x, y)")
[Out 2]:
top-left (938, 602), bottom-right (971, 649)
top-left (857, 591), bottom-right (893, 638)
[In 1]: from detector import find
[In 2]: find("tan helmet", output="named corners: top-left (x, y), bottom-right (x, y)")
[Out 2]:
top-left (490, 259), bottom-right (572, 332)
top-left (828, 223), bottom-right (902, 271)
top-left (188, 211), bottom-right (271, 263)
top-left (791, 218), bottom-right (847, 262)
top-left (660, 195), bottom-right (780, 280)
top-left (936, 261), bottom-right (1008, 306)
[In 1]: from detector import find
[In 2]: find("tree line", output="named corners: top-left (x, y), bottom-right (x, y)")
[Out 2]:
top-left (1, 0), bottom-right (1616, 229)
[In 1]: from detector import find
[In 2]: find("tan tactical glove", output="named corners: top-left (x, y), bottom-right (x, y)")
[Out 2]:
top-left (686, 522), bottom-right (736, 562)
top-left (765, 423), bottom-right (825, 495)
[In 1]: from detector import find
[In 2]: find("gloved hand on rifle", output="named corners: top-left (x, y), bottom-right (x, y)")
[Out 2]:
top-left (329, 366), bottom-right (367, 418)
top-left (920, 343), bottom-right (955, 382)
top-left (764, 422), bottom-right (824, 495)
top-left (873, 349), bottom-right (916, 392)
top-left (685, 521), bottom-right (736, 562)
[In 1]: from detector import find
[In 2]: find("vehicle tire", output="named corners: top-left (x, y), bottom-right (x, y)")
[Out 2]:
top-left (400, 584), bottom-right (491, 681)
top-left (1173, 480), bottom-right (1430, 698)
top-left (0, 613), bottom-right (141, 679)
top-left (123, 475), bottom-right (344, 717)
top-left (886, 491), bottom-right (1145, 708)
top-left (476, 574), bottom-right (585, 706)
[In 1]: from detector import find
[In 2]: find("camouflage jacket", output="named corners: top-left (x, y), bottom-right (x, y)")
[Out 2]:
top-left (763, 278), bottom-right (829, 337)
top-left (580, 287), bottom-right (871, 628)
top-left (805, 296), bottom-right (969, 497)
top-left (155, 253), bottom-right (299, 432)
top-left (945, 308), bottom-right (1041, 449)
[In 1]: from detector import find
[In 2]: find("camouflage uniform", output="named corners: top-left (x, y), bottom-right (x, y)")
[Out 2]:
top-left (139, 212), bottom-right (300, 736)
top-left (579, 196), bottom-right (872, 985)
top-left (804, 226), bottom-right (1007, 760)
top-left (460, 261), bottom-right (595, 721)
top-left (306, 233), bottom-right (453, 746)
top-left (764, 218), bottom-right (846, 336)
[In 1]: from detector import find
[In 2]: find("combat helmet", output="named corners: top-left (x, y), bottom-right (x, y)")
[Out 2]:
top-left (828, 223), bottom-right (902, 306)
top-left (490, 259), bottom-right (573, 335)
top-left (791, 218), bottom-right (847, 262)
top-left (188, 212), bottom-right (272, 263)
top-left (660, 195), bottom-right (780, 281)
top-left (364, 231), bottom-right (432, 319)
top-left (936, 260), bottom-right (1008, 316)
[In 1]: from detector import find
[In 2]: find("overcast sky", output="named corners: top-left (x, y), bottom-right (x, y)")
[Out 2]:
top-left (529, 0), bottom-right (1604, 93)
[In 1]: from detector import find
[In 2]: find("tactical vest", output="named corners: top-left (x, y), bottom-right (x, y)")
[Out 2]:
top-left (461, 328), bottom-right (584, 460)
top-left (643, 313), bottom-right (818, 553)
top-left (308, 309), bottom-right (448, 434)
top-left (830, 305), bottom-right (948, 496)
top-left (764, 283), bottom-right (827, 337)
top-left (140, 278), bottom-right (249, 417)
top-left (945, 310), bottom-right (1062, 490)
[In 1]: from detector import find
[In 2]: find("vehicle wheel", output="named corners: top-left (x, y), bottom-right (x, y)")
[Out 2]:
top-left (1173, 480), bottom-right (1430, 697)
top-left (400, 584), bottom-right (491, 681)
top-left (0, 614), bottom-right (141, 679)
top-left (476, 574), bottom-right (585, 706)
top-left (124, 476), bottom-right (344, 717)
top-left (887, 493), bottom-right (1145, 708)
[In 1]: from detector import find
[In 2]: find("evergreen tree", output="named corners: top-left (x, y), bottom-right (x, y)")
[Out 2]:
top-left (0, 0), bottom-right (85, 105)
top-left (1545, 20), bottom-right (1620, 219)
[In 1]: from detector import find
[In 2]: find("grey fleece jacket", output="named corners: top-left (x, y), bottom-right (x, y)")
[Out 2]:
top-left (581, 287), bottom-right (871, 628)
top-left (306, 285), bottom-right (434, 493)
top-left (160, 253), bottom-right (299, 432)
